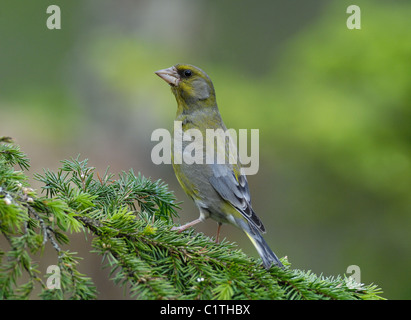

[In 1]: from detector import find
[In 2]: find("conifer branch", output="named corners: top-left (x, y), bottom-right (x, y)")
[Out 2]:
top-left (0, 137), bottom-right (385, 300)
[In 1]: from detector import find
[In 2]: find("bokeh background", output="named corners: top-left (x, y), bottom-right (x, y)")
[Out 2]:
top-left (1, 0), bottom-right (410, 299)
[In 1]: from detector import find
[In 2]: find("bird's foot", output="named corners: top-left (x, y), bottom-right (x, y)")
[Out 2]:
top-left (170, 218), bottom-right (203, 233)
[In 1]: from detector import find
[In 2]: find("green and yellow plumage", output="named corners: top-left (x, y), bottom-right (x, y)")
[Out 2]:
top-left (155, 64), bottom-right (283, 269)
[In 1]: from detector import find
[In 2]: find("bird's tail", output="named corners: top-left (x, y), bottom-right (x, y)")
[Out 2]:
top-left (244, 225), bottom-right (284, 270)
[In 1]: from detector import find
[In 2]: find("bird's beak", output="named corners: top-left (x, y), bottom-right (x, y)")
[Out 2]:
top-left (154, 66), bottom-right (180, 87)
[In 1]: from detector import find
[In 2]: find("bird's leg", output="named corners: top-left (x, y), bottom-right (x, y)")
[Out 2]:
top-left (215, 222), bottom-right (222, 243)
top-left (171, 218), bottom-right (203, 233)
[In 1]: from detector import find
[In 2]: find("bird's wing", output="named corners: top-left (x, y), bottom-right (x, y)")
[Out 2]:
top-left (209, 163), bottom-right (266, 233)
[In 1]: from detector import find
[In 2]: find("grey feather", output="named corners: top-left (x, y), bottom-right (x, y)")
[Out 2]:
top-left (209, 164), bottom-right (266, 233)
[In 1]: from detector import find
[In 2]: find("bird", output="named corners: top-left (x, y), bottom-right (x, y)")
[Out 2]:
top-left (155, 64), bottom-right (283, 269)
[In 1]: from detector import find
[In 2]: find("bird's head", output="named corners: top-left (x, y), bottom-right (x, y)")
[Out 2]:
top-left (155, 64), bottom-right (216, 108)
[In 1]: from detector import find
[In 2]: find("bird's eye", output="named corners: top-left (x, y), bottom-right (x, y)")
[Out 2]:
top-left (184, 69), bottom-right (192, 77)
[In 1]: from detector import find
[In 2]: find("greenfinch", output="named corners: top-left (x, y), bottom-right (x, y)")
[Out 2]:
top-left (155, 64), bottom-right (283, 269)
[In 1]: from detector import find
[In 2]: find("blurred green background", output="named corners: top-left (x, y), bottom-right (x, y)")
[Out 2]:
top-left (1, 0), bottom-right (410, 299)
